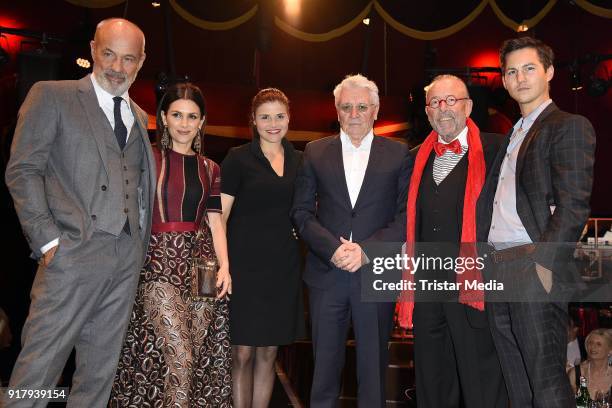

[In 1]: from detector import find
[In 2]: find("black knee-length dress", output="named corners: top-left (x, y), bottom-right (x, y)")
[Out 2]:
top-left (221, 138), bottom-right (304, 346)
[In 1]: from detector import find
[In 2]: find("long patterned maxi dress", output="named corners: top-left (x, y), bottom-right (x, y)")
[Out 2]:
top-left (109, 147), bottom-right (232, 407)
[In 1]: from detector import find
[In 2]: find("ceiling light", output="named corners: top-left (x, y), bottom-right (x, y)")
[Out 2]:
top-left (76, 57), bottom-right (90, 69)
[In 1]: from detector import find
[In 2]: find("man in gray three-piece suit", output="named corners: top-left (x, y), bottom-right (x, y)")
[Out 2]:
top-left (4, 18), bottom-right (155, 407)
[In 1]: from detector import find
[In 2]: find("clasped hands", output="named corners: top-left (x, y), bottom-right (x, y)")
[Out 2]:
top-left (330, 237), bottom-right (367, 273)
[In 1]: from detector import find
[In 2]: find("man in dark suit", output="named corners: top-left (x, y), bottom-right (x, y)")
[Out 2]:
top-left (4, 19), bottom-right (155, 407)
top-left (478, 37), bottom-right (596, 407)
top-left (291, 74), bottom-right (412, 407)
top-left (407, 75), bottom-right (506, 407)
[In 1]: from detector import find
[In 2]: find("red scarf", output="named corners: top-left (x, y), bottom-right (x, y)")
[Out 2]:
top-left (397, 118), bottom-right (485, 329)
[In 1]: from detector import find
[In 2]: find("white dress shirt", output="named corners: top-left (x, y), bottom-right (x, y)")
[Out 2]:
top-left (40, 74), bottom-right (135, 254)
top-left (488, 99), bottom-right (553, 249)
top-left (340, 130), bottom-right (373, 241)
top-left (90, 72), bottom-right (135, 136)
top-left (340, 130), bottom-right (373, 208)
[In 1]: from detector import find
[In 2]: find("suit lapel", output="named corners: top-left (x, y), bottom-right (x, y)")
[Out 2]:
top-left (140, 111), bottom-right (156, 217)
top-left (126, 101), bottom-right (147, 149)
top-left (354, 135), bottom-right (382, 209)
top-left (477, 129), bottom-right (511, 240)
top-left (483, 129), bottom-right (511, 199)
top-left (129, 103), bottom-right (156, 238)
top-left (77, 75), bottom-right (110, 176)
top-left (516, 102), bottom-right (557, 177)
top-left (327, 135), bottom-right (352, 208)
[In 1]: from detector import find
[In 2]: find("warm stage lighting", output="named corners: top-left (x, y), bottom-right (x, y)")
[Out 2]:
top-left (285, 0), bottom-right (301, 18)
top-left (151, 2), bottom-right (160, 7)
top-left (363, 18), bottom-right (370, 26)
top-left (517, 23), bottom-right (529, 32)
top-left (76, 58), bottom-right (90, 69)
top-left (0, 45), bottom-right (9, 65)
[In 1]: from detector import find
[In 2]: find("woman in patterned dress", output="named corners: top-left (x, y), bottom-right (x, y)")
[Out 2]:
top-left (109, 82), bottom-right (232, 407)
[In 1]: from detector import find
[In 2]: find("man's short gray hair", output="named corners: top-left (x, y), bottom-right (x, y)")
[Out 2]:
top-left (333, 74), bottom-right (379, 106)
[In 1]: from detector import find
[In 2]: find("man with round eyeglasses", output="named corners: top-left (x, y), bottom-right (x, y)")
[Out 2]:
top-left (398, 74), bottom-right (507, 408)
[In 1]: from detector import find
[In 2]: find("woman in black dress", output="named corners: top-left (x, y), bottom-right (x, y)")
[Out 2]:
top-left (110, 83), bottom-right (232, 407)
top-left (221, 88), bottom-right (303, 408)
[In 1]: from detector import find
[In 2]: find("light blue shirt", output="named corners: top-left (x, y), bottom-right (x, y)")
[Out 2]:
top-left (488, 99), bottom-right (553, 249)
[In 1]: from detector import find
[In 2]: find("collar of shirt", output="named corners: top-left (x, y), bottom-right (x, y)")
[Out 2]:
top-left (437, 126), bottom-right (468, 148)
top-left (340, 129), bottom-right (374, 151)
top-left (513, 98), bottom-right (552, 135)
top-left (90, 73), bottom-right (131, 112)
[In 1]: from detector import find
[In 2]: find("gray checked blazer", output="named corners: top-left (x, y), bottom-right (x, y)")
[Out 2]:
top-left (477, 102), bottom-right (596, 279)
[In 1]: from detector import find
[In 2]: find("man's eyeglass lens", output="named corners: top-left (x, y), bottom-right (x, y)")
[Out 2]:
top-left (427, 96), bottom-right (468, 109)
top-left (339, 103), bottom-right (372, 113)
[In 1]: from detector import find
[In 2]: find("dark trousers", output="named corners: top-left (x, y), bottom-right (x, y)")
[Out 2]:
top-left (308, 269), bottom-right (394, 408)
top-left (486, 256), bottom-right (574, 408)
top-left (413, 302), bottom-right (507, 408)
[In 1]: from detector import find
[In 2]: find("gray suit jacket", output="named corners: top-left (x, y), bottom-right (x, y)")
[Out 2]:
top-left (5, 75), bottom-right (156, 261)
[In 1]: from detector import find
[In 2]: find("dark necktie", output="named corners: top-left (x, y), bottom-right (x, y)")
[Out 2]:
top-left (113, 96), bottom-right (127, 150)
top-left (433, 139), bottom-right (462, 157)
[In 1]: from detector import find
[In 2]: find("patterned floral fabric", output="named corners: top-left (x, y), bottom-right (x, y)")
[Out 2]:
top-left (109, 231), bottom-right (232, 407)
top-left (110, 148), bottom-right (231, 407)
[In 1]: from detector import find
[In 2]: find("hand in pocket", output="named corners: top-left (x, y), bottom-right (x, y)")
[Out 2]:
top-left (535, 262), bottom-right (552, 293)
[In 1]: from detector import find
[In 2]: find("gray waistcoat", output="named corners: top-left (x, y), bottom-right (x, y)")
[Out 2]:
top-left (97, 124), bottom-right (145, 238)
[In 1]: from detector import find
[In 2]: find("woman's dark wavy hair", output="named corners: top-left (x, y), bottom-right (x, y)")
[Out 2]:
top-left (250, 88), bottom-right (290, 139)
top-left (155, 82), bottom-right (207, 153)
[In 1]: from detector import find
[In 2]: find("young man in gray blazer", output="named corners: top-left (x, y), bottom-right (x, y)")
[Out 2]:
top-left (4, 18), bottom-right (155, 407)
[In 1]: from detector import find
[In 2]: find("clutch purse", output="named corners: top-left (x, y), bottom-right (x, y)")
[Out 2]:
top-left (191, 257), bottom-right (218, 300)
top-left (190, 220), bottom-right (218, 301)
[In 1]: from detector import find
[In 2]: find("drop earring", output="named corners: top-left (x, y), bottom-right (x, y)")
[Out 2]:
top-left (193, 129), bottom-right (202, 154)
top-left (161, 125), bottom-right (170, 149)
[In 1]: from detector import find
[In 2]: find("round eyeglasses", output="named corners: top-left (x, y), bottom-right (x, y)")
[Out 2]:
top-left (426, 96), bottom-right (470, 109)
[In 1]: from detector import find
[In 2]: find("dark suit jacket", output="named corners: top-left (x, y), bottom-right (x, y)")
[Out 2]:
top-left (291, 134), bottom-right (413, 289)
top-left (477, 102), bottom-right (596, 279)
